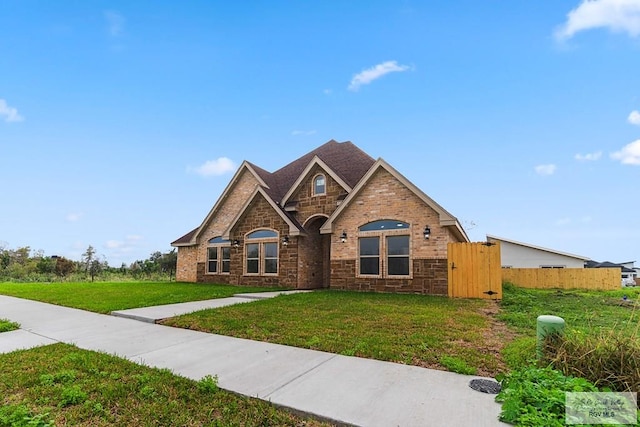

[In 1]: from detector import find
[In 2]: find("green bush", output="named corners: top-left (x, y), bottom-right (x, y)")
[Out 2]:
top-left (496, 366), bottom-right (598, 426)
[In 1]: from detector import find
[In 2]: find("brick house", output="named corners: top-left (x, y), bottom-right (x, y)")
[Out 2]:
top-left (172, 140), bottom-right (468, 294)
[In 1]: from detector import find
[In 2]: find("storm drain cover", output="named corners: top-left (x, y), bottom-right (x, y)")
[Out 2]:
top-left (469, 379), bottom-right (501, 394)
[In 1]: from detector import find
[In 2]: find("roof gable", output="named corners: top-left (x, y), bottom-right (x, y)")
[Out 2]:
top-left (280, 155), bottom-right (352, 205)
top-left (486, 235), bottom-right (591, 261)
top-left (320, 158), bottom-right (469, 242)
top-left (222, 187), bottom-right (303, 239)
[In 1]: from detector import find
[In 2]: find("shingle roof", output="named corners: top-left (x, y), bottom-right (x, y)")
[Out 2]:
top-left (172, 140), bottom-right (376, 246)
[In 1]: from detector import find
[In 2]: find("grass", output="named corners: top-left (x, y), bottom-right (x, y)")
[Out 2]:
top-left (0, 281), bottom-right (284, 314)
top-left (0, 343), bottom-right (329, 426)
top-left (0, 319), bottom-right (19, 333)
top-left (161, 290), bottom-right (512, 376)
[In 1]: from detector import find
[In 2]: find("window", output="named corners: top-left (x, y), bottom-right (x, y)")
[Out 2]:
top-left (359, 237), bottom-right (380, 275)
top-left (358, 220), bottom-right (411, 278)
top-left (245, 229), bottom-right (279, 275)
top-left (387, 235), bottom-right (409, 276)
top-left (313, 174), bottom-right (326, 195)
top-left (207, 237), bottom-right (231, 274)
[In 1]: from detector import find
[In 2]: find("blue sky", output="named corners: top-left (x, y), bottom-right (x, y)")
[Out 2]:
top-left (1, 1), bottom-right (640, 266)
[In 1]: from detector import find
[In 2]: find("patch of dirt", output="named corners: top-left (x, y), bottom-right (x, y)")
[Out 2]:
top-left (474, 300), bottom-right (518, 377)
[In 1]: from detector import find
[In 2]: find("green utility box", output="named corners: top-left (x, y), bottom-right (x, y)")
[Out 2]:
top-left (536, 315), bottom-right (565, 359)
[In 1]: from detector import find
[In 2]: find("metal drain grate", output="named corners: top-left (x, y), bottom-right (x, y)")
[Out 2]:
top-left (469, 379), bottom-right (501, 394)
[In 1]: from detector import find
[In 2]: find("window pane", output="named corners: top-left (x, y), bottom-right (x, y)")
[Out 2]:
top-left (360, 257), bottom-right (380, 275)
top-left (208, 260), bottom-right (218, 273)
top-left (388, 257), bottom-right (409, 276)
top-left (222, 260), bottom-right (230, 273)
top-left (208, 236), bottom-right (229, 244)
top-left (208, 247), bottom-right (218, 260)
top-left (264, 258), bottom-right (278, 274)
top-left (314, 175), bottom-right (325, 194)
top-left (359, 220), bottom-right (409, 231)
top-left (264, 242), bottom-right (278, 258)
top-left (246, 243), bottom-right (259, 259)
top-left (221, 247), bottom-right (231, 261)
top-left (359, 237), bottom-right (379, 256)
top-left (247, 259), bottom-right (259, 274)
top-left (247, 230), bottom-right (278, 239)
top-left (387, 235), bottom-right (409, 256)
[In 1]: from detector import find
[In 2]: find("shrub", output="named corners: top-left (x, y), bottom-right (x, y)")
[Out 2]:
top-left (496, 366), bottom-right (598, 426)
top-left (543, 328), bottom-right (640, 393)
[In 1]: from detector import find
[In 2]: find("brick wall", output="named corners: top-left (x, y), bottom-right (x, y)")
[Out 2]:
top-left (175, 169), bottom-right (259, 282)
top-left (328, 167), bottom-right (459, 295)
top-left (288, 164), bottom-right (346, 226)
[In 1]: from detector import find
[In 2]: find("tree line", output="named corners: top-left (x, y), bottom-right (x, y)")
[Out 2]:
top-left (0, 244), bottom-right (177, 282)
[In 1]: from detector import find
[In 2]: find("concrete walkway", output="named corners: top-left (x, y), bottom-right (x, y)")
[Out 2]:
top-left (0, 294), bottom-right (506, 426)
top-left (111, 290), bottom-right (312, 323)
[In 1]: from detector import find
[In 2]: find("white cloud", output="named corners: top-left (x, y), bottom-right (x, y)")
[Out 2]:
top-left (348, 61), bottom-right (411, 91)
top-left (104, 235), bottom-right (143, 252)
top-left (65, 212), bottom-right (84, 222)
top-left (535, 164), bottom-right (557, 176)
top-left (555, 217), bottom-right (572, 226)
top-left (574, 151), bottom-right (602, 161)
top-left (628, 110), bottom-right (640, 125)
top-left (555, 0), bottom-right (640, 41)
top-left (188, 157), bottom-right (237, 177)
top-left (323, 89), bottom-right (332, 95)
top-left (0, 99), bottom-right (24, 122)
top-left (104, 11), bottom-right (125, 37)
top-left (291, 130), bottom-right (317, 136)
top-left (610, 139), bottom-right (640, 164)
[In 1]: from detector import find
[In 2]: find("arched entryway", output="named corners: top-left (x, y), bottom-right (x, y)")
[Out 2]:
top-left (301, 216), bottom-right (330, 289)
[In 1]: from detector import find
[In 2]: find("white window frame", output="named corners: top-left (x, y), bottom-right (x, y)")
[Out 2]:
top-left (206, 237), bottom-right (231, 275)
top-left (357, 222), bottom-right (412, 279)
top-left (312, 174), bottom-right (326, 196)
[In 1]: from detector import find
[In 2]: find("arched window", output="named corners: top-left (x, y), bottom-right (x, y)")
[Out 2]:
top-left (207, 237), bottom-right (231, 274)
top-left (312, 174), bottom-right (326, 196)
top-left (245, 229), bottom-right (279, 275)
top-left (358, 220), bottom-right (411, 278)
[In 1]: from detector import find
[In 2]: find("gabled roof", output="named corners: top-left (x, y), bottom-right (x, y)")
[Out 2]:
top-left (172, 140), bottom-right (375, 247)
top-left (586, 260), bottom-right (635, 272)
top-left (486, 235), bottom-right (591, 261)
top-left (320, 158), bottom-right (469, 242)
top-left (280, 155), bottom-right (352, 205)
top-left (222, 187), bottom-right (304, 239)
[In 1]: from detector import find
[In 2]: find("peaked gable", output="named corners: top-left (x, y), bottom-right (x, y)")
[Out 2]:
top-left (320, 158), bottom-right (469, 242)
top-left (280, 155), bottom-right (352, 205)
top-left (222, 186), bottom-right (303, 239)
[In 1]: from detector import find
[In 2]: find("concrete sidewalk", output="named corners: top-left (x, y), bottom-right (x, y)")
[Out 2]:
top-left (0, 295), bottom-right (506, 426)
top-left (111, 290), bottom-right (312, 323)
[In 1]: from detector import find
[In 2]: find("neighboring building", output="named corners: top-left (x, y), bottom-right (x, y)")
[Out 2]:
top-left (586, 260), bottom-right (638, 286)
top-left (172, 140), bottom-right (469, 294)
top-left (486, 235), bottom-right (590, 268)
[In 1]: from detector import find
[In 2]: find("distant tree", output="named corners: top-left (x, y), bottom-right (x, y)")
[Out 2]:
top-left (55, 257), bottom-right (76, 279)
top-left (159, 249), bottom-right (177, 280)
top-left (36, 256), bottom-right (56, 276)
top-left (82, 245), bottom-right (104, 282)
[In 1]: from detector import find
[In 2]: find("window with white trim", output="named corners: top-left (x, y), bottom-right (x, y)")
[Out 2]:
top-left (245, 229), bottom-right (279, 275)
top-left (207, 237), bottom-right (231, 274)
top-left (358, 220), bottom-right (411, 278)
top-left (313, 174), bottom-right (326, 196)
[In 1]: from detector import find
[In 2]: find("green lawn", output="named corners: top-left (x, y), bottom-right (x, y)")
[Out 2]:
top-left (0, 281), bottom-right (283, 314)
top-left (0, 343), bottom-right (329, 426)
top-left (161, 290), bottom-right (510, 376)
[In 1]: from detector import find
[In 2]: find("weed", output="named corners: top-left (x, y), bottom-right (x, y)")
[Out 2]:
top-left (0, 404), bottom-right (54, 427)
top-left (58, 385), bottom-right (87, 407)
top-left (496, 366), bottom-right (598, 426)
top-left (197, 374), bottom-right (219, 394)
top-left (0, 319), bottom-right (19, 333)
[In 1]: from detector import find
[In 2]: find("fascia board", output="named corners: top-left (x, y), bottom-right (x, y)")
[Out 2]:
top-left (486, 234), bottom-right (591, 261)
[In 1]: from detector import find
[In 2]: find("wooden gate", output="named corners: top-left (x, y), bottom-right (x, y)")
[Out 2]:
top-left (448, 242), bottom-right (502, 299)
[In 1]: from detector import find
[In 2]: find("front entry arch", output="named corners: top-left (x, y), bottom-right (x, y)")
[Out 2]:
top-left (301, 216), bottom-right (330, 289)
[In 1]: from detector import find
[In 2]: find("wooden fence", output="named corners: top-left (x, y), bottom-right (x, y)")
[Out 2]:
top-left (448, 242), bottom-right (502, 299)
top-left (502, 268), bottom-right (620, 290)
